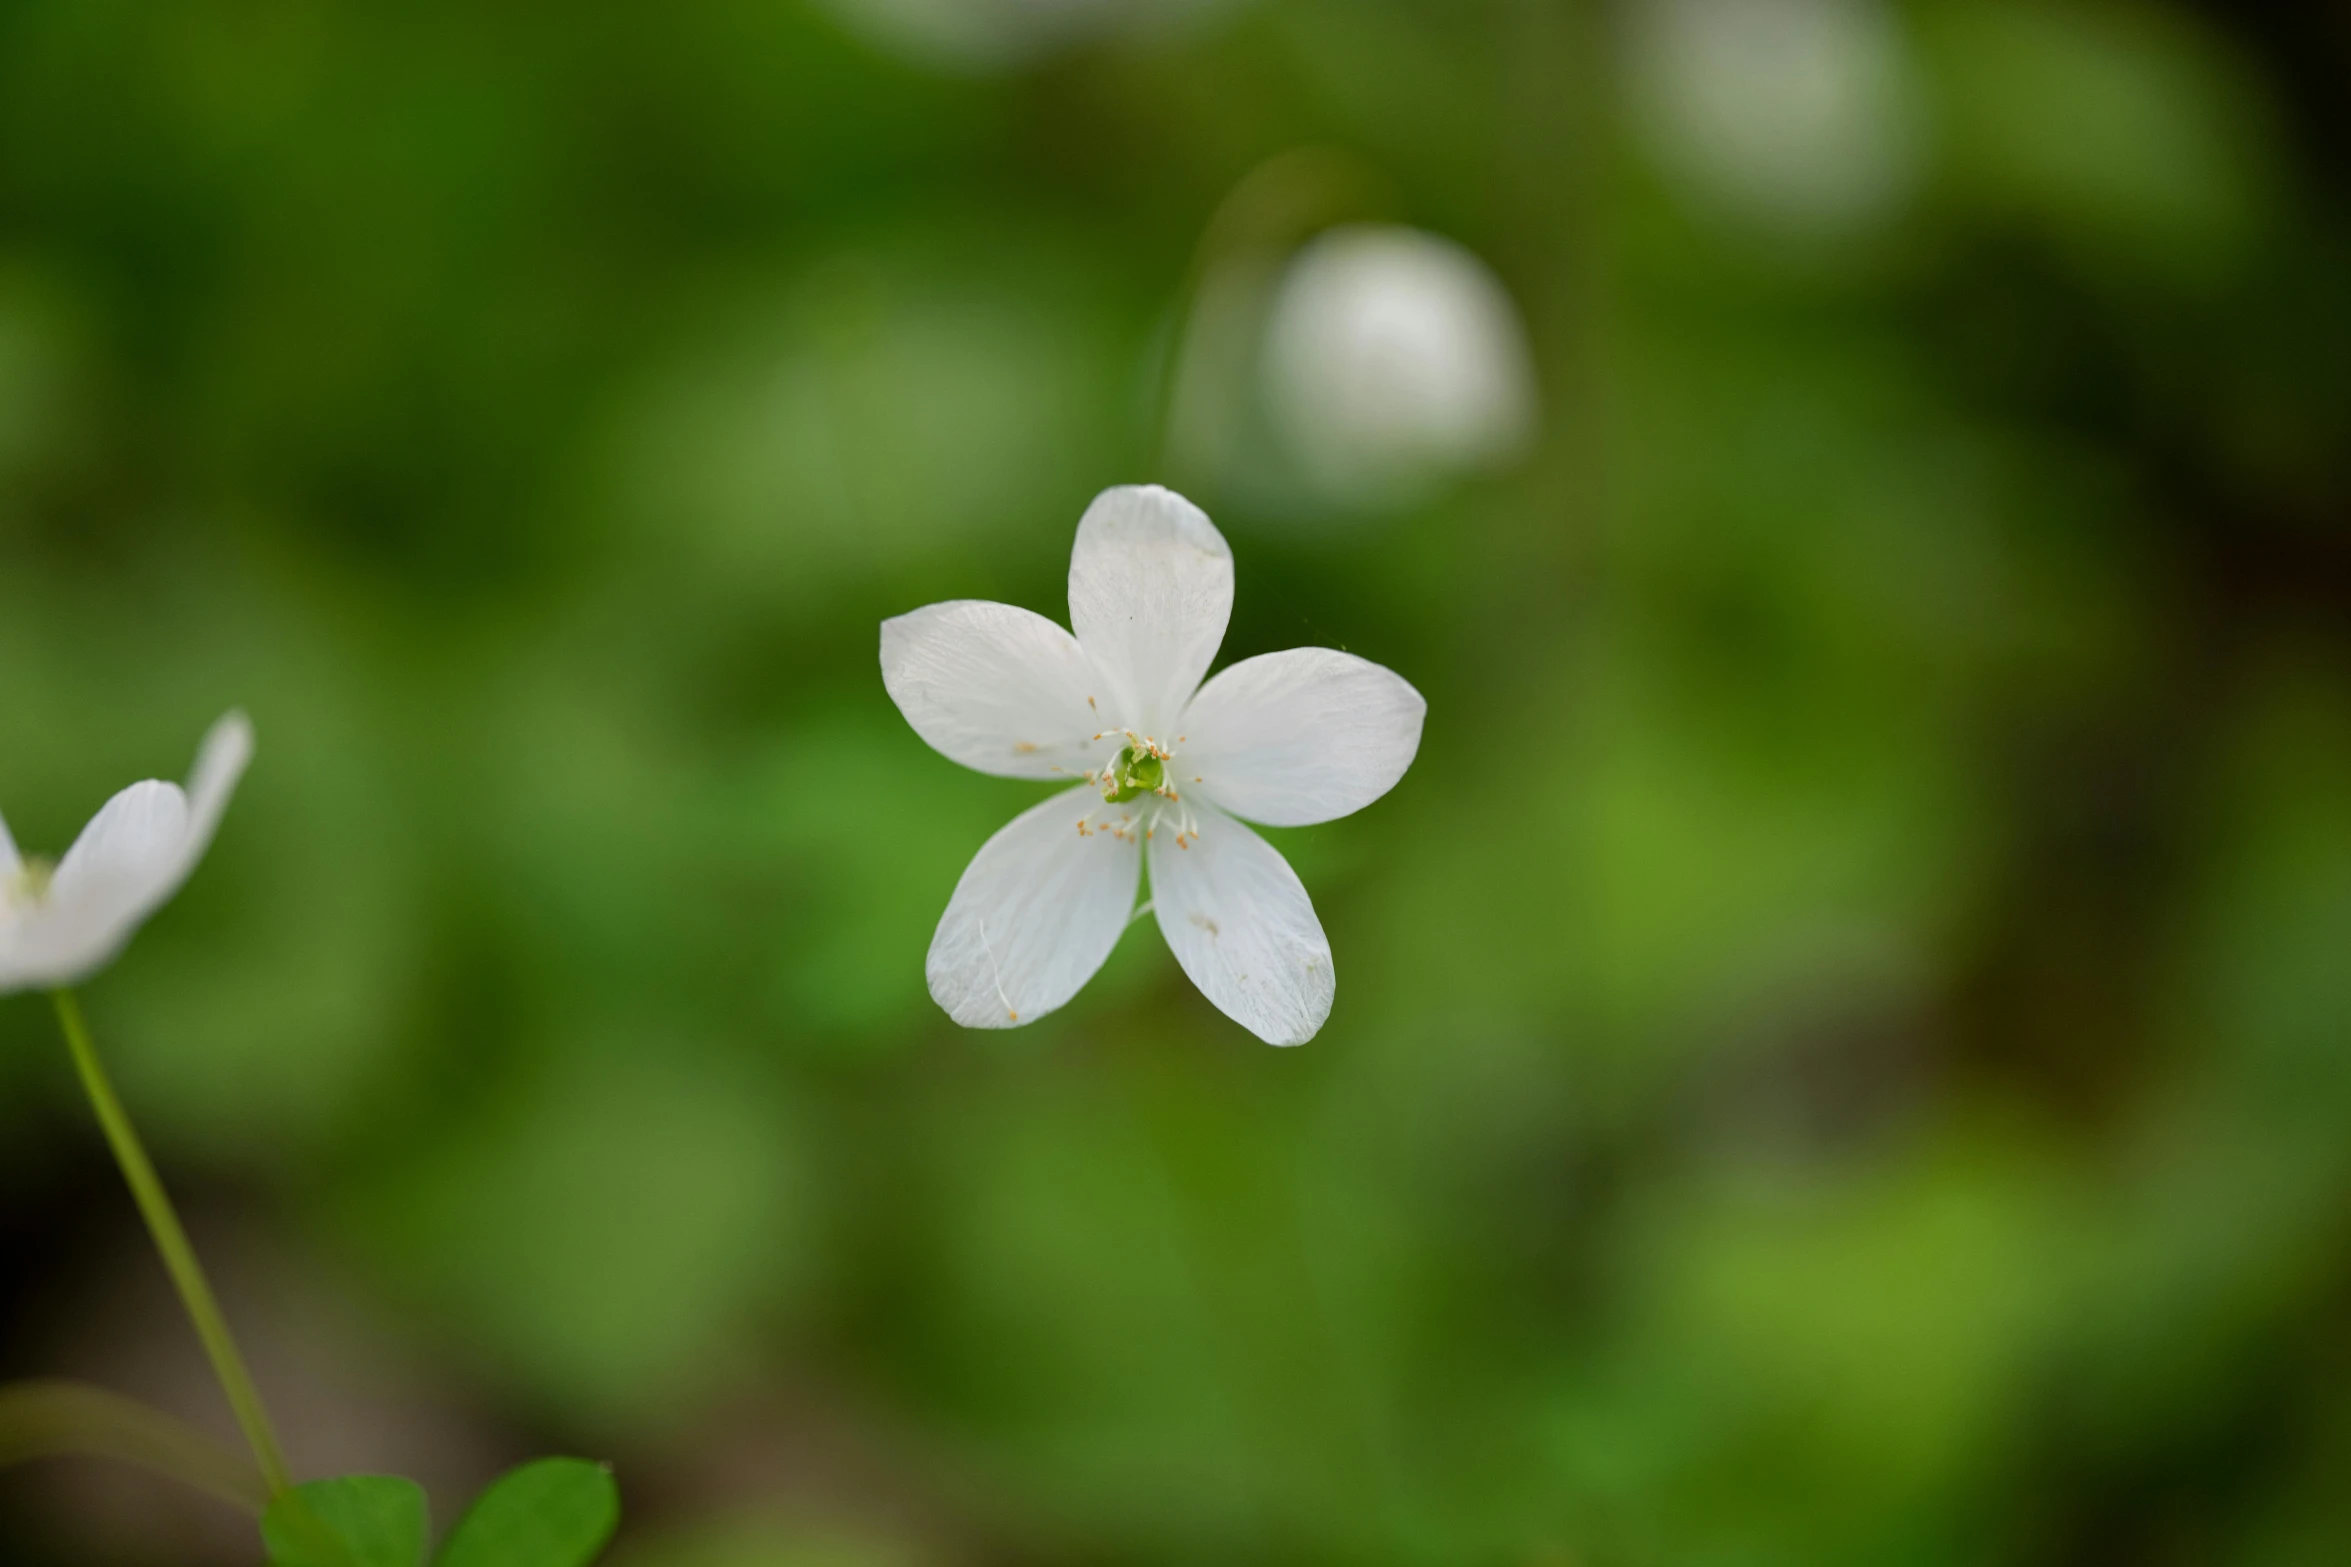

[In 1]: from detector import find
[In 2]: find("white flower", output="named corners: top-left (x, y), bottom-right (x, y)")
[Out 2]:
top-left (0, 712), bottom-right (253, 995)
top-left (881, 485), bottom-right (1424, 1045)
top-left (1260, 225), bottom-right (1538, 510)
top-left (1621, 0), bottom-right (1921, 230)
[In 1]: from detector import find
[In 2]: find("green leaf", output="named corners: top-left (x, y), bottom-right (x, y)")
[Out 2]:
top-left (263, 1476), bottom-right (429, 1567)
top-left (435, 1457), bottom-right (620, 1567)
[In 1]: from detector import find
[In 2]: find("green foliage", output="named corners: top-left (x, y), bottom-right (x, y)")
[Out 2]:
top-left (1921, 0), bottom-right (2281, 277)
top-left (263, 1462), bottom-right (619, 1567)
top-left (437, 1459), bottom-right (620, 1567)
top-left (619, 1515), bottom-right (913, 1567)
top-left (4, 0), bottom-right (2350, 1561)
top-left (264, 1477), bottom-right (428, 1567)
top-left (341, 1050), bottom-right (803, 1420)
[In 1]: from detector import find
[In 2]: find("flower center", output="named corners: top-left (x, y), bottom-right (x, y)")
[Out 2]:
top-left (1077, 731), bottom-right (1200, 849)
top-left (3, 855), bottom-right (55, 910)
top-left (1100, 744), bottom-right (1166, 804)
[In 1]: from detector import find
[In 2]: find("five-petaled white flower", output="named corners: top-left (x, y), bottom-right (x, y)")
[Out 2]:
top-left (881, 485), bottom-right (1425, 1045)
top-left (0, 712), bottom-right (253, 995)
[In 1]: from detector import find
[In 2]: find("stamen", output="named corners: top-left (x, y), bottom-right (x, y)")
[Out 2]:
top-left (1090, 727), bottom-right (1173, 761)
top-left (1076, 805), bottom-right (1143, 843)
top-left (1075, 771), bottom-right (1207, 865)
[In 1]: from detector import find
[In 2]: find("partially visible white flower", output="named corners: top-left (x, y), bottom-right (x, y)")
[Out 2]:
top-left (1621, 0), bottom-right (1922, 230)
top-left (881, 485), bottom-right (1423, 1044)
top-left (0, 713), bottom-right (253, 994)
top-left (818, 0), bottom-right (1241, 71)
top-left (1259, 225), bottom-right (1538, 511)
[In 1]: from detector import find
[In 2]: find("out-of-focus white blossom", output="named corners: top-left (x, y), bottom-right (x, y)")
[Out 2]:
top-left (0, 713), bottom-right (252, 994)
top-left (1257, 224), bottom-right (1538, 511)
top-left (1622, 0), bottom-right (1922, 230)
top-left (819, 0), bottom-right (1240, 71)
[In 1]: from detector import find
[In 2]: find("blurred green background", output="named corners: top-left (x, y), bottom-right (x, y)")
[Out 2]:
top-left (3, 0), bottom-right (2349, 1562)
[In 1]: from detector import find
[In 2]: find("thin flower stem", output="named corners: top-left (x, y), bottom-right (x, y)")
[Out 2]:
top-left (49, 990), bottom-right (293, 1499)
top-left (0, 1377), bottom-right (269, 1514)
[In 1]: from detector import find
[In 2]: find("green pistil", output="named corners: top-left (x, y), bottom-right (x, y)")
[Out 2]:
top-left (1100, 745), bottom-right (1166, 804)
top-left (6, 856), bottom-right (55, 905)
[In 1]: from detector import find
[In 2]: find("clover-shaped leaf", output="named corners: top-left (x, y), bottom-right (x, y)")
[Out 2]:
top-left (437, 1457), bottom-right (619, 1567)
top-left (263, 1476), bottom-right (428, 1567)
top-left (261, 1461), bottom-right (619, 1567)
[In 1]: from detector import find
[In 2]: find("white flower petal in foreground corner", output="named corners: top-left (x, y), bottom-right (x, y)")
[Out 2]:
top-left (880, 484), bottom-right (1424, 1045)
top-left (0, 712), bottom-right (254, 995)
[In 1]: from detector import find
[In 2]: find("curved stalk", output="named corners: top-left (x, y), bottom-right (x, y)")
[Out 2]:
top-left (50, 990), bottom-right (294, 1498)
top-left (0, 1377), bottom-right (269, 1513)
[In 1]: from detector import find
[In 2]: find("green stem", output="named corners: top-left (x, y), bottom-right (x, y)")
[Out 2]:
top-left (50, 989), bottom-right (294, 1498)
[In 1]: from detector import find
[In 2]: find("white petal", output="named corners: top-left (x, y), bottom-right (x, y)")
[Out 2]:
top-left (1148, 803), bottom-right (1333, 1046)
top-left (49, 780), bottom-right (191, 920)
top-left (7, 710), bottom-right (253, 992)
top-left (927, 786), bottom-right (1143, 1029)
top-left (180, 709), bottom-right (254, 871)
top-left (1068, 485), bottom-right (1233, 739)
top-left (882, 601), bottom-right (1110, 780)
top-left (20, 779), bottom-right (193, 987)
top-left (1179, 648), bottom-right (1426, 827)
top-left (0, 805), bottom-right (36, 991)
top-left (0, 931), bottom-right (43, 996)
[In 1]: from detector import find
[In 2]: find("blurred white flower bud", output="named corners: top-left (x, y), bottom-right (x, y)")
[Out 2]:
top-left (1257, 225), bottom-right (1538, 511)
top-left (1622, 0), bottom-right (1922, 230)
